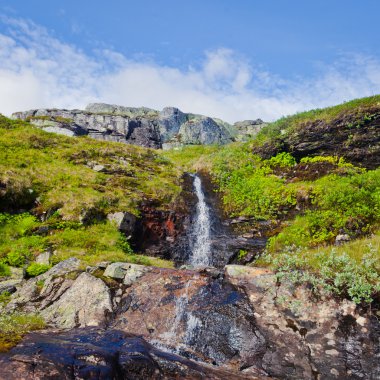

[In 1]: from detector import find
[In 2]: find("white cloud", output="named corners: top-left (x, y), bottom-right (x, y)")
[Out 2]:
top-left (0, 17), bottom-right (380, 123)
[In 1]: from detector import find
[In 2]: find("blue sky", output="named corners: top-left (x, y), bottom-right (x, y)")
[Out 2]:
top-left (0, 1), bottom-right (379, 122)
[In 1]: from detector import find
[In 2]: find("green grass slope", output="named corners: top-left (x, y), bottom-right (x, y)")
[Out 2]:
top-left (0, 115), bottom-right (178, 269)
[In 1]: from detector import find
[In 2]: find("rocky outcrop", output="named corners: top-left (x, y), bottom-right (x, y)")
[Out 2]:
top-left (234, 119), bottom-right (267, 141)
top-left (5, 259), bottom-right (113, 329)
top-left (253, 108), bottom-right (380, 169)
top-left (11, 103), bottom-right (235, 149)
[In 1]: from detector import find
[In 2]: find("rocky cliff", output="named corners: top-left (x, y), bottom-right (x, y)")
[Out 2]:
top-left (12, 103), bottom-right (253, 149)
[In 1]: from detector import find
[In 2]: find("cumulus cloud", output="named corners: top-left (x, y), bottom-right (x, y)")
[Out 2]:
top-left (0, 17), bottom-right (380, 122)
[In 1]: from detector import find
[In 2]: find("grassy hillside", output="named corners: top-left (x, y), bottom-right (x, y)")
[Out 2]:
top-left (0, 115), bottom-right (177, 270)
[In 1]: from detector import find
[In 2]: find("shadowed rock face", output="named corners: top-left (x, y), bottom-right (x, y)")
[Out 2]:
top-left (253, 109), bottom-right (380, 169)
top-left (0, 328), bottom-right (261, 380)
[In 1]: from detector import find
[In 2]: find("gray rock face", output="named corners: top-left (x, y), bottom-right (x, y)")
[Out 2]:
top-left (41, 272), bottom-right (112, 328)
top-left (107, 211), bottom-right (136, 235)
top-left (179, 117), bottom-right (232, 145)
top-left (158, 107), bottom-right (187, 141)
top-left (12, 103), bottom-right (236, 149)
top-left (225, 265), bottom-right (380, 379)
top-left (234, 119), bottom-right (267, 141)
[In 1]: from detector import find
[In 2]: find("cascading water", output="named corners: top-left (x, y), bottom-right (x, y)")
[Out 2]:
top-left (152, 174), bottom-right (211, 354)
top-left (189, 175), bottom-right (212, 267)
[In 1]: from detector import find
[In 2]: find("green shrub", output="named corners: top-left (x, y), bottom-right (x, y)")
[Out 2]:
top-left (263, 245), bottom-right (380, 304)
top-left (0, 263), bottom-right (10, 277)
top-left (6, 250), bottom-right (32, 267)
top-left (268, 152), bottom-right (296, 167)
top-left (26, 263), bottom-right (50, 277)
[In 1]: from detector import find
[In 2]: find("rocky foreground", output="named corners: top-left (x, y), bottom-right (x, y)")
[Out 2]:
top-left (1, 258), bottom-right (379, 379)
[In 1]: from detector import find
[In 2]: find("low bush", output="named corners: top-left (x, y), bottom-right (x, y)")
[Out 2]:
top-left (26, 263), bottom-right (50, 277)
top-left (262, 243), bottom-right (380, 304)
top-left (0, 263), bottom-right (10, 277)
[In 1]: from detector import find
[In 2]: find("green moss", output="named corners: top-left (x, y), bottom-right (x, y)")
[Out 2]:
top-left (0, 312), bottom-right (45, 352)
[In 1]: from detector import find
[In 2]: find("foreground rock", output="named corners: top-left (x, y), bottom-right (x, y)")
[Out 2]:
top-left (111, 267), bottom-right (266, 375)
top-left (0, 328), bottom-right (260, 380)
top-left (6, 259), bottom-right (113, 329)
top-left (4, 259), bottom-right (380, 379)
top-left (11, 104), bottom-right (235, 149)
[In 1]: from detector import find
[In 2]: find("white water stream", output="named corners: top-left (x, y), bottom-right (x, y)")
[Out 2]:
top-left (189, 175), bottom-right (212, 267)
top-left (152, 174), bottom-right (211, 353)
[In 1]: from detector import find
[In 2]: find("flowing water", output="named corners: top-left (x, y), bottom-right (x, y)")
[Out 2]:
top-left (189, 175), bottom-right (212, 267)
top-left (152, 175), bottom-right (212, 354)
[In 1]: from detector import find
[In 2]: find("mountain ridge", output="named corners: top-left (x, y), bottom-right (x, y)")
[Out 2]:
top-left (11, 103), bottom-right (266, 149)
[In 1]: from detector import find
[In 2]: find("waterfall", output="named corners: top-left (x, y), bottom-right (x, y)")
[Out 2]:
top-left (189, 175), bottom-right (212, 267)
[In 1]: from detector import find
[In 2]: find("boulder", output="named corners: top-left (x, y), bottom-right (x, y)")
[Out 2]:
top-left (41, 272), bottom-right (112, 328)
top-left (103, 262), bottom-right (149, 285)
top-left (35, 251), bottom-right (51, 265)
top-left (107, 211), bottom-right (136, 235)
top-left (335, 233), bottom-right (351, 245)
top-left (6, 258), bottom-right (81, 311)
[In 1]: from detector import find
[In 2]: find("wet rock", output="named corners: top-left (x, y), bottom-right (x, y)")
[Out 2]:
top-left (0, 328), bottom-right (259, 380)
top-left (112, 267), bottom-right (267, 373)
top-left (107, 211), bottom-right (136, 235)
